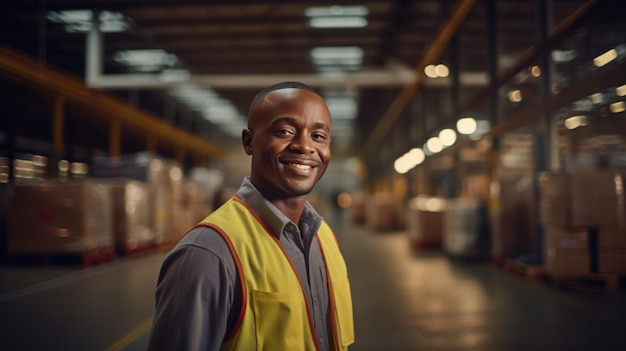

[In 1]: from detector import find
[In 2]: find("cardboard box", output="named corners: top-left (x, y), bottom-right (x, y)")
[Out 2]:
top-left (544, 248), bottom-right (591, 275)
top-left (538, 171), bottom-right (625, 227)
top-left (543, 227), bottom-right (589, 251)
top-left (597, 250), bottom-right (626, 274)
top-left (598, 229), bottom-right (626, 250)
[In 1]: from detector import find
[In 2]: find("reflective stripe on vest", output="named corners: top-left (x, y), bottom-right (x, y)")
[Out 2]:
top-left (198, 197), bottom-right (354, 351)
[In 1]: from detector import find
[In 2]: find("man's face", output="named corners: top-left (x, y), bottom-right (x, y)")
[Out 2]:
top-left (243, 88), bottom-right (331, 200)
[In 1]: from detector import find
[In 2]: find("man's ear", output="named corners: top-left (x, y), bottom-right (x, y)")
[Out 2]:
top-left (242, 128), bottom-right (253, 155)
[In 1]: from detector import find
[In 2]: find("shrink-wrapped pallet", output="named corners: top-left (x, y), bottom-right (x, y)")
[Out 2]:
top-left (7, 180), bottom-right (113, 254)
top-left (443, 198), bottom-right (487, 258)
top-left (108, 179), bottom-right (155, 253)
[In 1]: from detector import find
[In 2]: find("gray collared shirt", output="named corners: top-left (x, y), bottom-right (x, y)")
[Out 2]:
top-left (148, 177), bottom-right (331, 351)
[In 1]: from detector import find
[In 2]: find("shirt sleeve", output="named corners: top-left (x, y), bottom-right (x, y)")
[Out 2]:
top-left (147, 227), bottom-right (240, 351)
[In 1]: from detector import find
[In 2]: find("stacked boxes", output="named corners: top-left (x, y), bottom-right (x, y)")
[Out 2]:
top-left (7, 180), bottom-right (113, 254)
top-left (597, 228), bottom-right (626, 274)
top-left (539, 171), bottom-right (626, 275)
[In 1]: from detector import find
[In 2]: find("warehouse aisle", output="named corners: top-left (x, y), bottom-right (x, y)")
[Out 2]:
top-left (332, 214), bottom-right (626, 351)
top-left (0, 252), bottom-right (164, 351)
top-left (2, 212), bottom-right (626, 351)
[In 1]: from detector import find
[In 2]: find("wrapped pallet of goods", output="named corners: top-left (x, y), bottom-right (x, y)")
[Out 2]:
top-left (406, 196), bottom-right (446, 250)
top-left (107, 179), bottom-right (156, 256)
top-left (91, 152), bottom-right (182, 247)
top-left (443, 198), bottom-right (488, 259)
top-left (6, 179), bottom-right (114, 266)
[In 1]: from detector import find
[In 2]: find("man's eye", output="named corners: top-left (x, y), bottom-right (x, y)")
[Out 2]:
top-left (276, 129), bottom-right (294, 136)
top-left (312, 133), bottom-right (327, 141)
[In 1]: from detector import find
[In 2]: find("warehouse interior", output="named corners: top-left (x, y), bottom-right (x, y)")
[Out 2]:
top-left (1, 0), bottom-right (626, 350)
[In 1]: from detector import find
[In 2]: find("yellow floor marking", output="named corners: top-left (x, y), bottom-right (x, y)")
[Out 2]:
top-left (104, 317), bottom-right (153, 351)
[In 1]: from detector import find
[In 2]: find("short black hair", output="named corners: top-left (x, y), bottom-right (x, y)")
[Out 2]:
top-left (249, 81), bottom-right (319, 113)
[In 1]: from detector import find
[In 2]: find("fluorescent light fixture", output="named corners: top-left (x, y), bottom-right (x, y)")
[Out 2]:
top-left (551, 49), bottom-right (576, 63)
top-left (168, 84), bottom-right (247, 137)
top-left (309, 17), bottom-right (367, 29)
top-left (593, 48), bottom-right (618, 67)
top-left (311, 46), bottom-right (363, 60)
top-left (325, 97), bottom-right (357, 119)
top-left (47, 10), bottom-right (131, 33)
top-left (114, 49), bottom-right (178, 72)
top-left (305, 5), bottom-right (369, 29)
top-left (305, 6), bottom-right (369, 17)
top-left (616, 84), bottom-right (626, 97)
top-left (564, 115), bottom-right (587, 130)
top-left (610, 101), bottom-right (625, 113)
top-left (311, 46), bottom-right (363, 67)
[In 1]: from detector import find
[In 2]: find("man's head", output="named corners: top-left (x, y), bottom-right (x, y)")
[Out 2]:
top-left (243, 81), bottom-right (331, 201)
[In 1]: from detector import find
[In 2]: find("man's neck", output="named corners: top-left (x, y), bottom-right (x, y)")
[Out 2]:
top-left (271, 196), bottom-right (306, 224)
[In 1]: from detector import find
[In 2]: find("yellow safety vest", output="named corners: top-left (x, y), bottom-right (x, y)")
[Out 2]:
top-left (197, 197), bottom-right (354, 351)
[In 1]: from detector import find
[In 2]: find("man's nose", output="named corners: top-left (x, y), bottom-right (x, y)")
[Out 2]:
top-left (290, 133), bottom-right (315, 153)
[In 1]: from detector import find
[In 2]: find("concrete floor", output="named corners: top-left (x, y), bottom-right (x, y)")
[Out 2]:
top-left (1, 215), bottom-right (626, 351)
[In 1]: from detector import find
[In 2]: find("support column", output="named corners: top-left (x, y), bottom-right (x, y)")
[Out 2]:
top-left (50, 94), bottom-right (65, 177)
top-left (109, 118), bottom-right (121, 158)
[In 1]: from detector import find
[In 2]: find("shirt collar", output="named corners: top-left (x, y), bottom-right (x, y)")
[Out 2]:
top-left (235, 177), bottom-right (323, 239)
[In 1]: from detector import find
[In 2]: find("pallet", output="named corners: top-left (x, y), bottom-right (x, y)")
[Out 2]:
top-left (503, 259), bottom-right (545, 281)
top-left (545, 273), bottom-right (622, 293)
top-left (8, 248), bottom-right (117, 268)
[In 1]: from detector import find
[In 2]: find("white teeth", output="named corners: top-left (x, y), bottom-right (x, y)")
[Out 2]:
top-left (290, 163), bottom-right (311, 170)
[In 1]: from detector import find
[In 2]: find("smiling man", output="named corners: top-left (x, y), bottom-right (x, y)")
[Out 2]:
top-left (148, 81), bottom-right (354, 351)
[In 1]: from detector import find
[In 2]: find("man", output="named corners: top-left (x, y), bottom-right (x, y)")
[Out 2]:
top-left (147, 81), bottom-right (354, 351)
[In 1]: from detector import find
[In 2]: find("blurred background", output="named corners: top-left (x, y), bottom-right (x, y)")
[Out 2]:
top-left (1, 0), bottom-right (626, 350)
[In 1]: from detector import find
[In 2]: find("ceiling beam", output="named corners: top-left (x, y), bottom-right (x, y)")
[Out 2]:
top-left (358, 0), bottom-right (477, 158)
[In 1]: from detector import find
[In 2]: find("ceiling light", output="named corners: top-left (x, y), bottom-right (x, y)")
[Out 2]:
top-left (426, 137), bottom-right (443, 153)
top-left (114, 49), bottom-right (178, 72)
top-left (168, 84), bottom-right (246, 137)
top-left (309, 17), bottom-right (367, 29)
top-left (438, 129), bottom-right (457, 146)
top-left (305, 6), bottom-right (369, 17)
top-left (508, 90), bottom-right (522, 103)
top-left (610, 101), bottom-right (625, 113)
top-left (564, 115), bottom-right (587, 130)
top-left (435, 64), bottom-right (449, 77)
top-left (47, 10), bottom-right (131, 33)
top-left (311, 46), bottom-right (363, 67)
top-left (457, 117), bottom-right (477, 135)
top-left (593, 48), bottom-right (618, 67)
top-left (424, 64), bottom-right (449, 78)
top-left (305, 5), bottom-right (369, 29)
top-left (616, 84), bottom-right (626, 97)
top-left (529, 65), bottom-right (541, 77)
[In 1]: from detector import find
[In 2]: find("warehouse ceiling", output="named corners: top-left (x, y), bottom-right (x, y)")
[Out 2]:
top-left (1, 0), bottom-right (592, 162)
